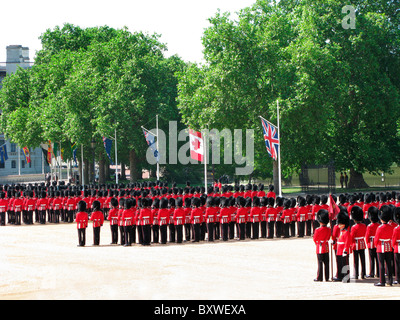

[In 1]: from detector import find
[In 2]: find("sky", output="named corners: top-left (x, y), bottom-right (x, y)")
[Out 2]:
top-left (0, 0), bottom-right (257, 64)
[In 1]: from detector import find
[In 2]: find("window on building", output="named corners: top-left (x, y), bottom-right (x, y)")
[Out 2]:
top-left (11, 160), bottom-right (16, 168)
top-left (10, 143), bottom-right (16, 152)
top-left (21, 160), bottom-right (25, 169)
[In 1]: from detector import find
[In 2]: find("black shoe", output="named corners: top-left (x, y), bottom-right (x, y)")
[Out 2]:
top-left (374, 282), bottom-right (385, 287)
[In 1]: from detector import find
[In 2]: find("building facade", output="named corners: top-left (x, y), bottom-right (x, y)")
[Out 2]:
top-left (0, 45), bottom-right (50, 177)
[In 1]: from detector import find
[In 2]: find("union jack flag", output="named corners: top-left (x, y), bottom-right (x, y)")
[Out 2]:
top-left (261, 117), bottom-right (279, 161)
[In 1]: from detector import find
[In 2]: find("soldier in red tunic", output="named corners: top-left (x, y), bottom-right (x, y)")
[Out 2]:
top-left (158, 198), bottom-right (170, 244)
top-left (173, 197), bottom-right (185, 244)
top-left (350, 205), bottom-right (367, 279)
top-left (190, 197), bottom-right (203, 242)
top-left (90, 200), bottom-right (104, 246)
top-left (108, 197), bottom-right (119, 245)
top-left (365, 206), bottom-right (380, 278)
top-left (333, 210), bottom-right (351, 282)
top-left (138, 198), bottom-right (153, 246)
top-left (392, 207), bottom-right (400, 285)
top-left (374, 205), bottom-right (394, 286)
top-left (75, 200), bottom-right (88, 247)
top-left (313, 209), bottom-right (331, 281)
top-left (0, 191), bottom-right (8, 226)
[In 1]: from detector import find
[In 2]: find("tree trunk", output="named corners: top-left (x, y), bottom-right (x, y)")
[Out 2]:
top-left (121, 163), bottom-right (126, 180)
top-left (98, 156), bottom-right (105, 185)
top-left (129, 149), bottom-right (140, 182)
top-left (348, 168), bottom-right (369, 189)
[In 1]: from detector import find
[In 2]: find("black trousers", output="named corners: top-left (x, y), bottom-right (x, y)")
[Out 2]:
top-left (142, 224), bottom-right (151, 245)
top-left (378, 251), bottom-right (393, 284)
top-left (153, 224), bottom-right (160, 243)
top-left (110, 224), bottom-right (118, 244)
top-left (93, 226), bottom-right (101, 245)
top-left (353, 249), bottom-right (366, 278)
top-left (207, 222), bottom-right (215, 241)
top-left (316, 253), bottom-right (330, 281)
top-left (238, 223), bottom-right (246, 240)
top-left (228, 221), bottom-right (235, 239)
top-left (267, 221), bottom-right (275, 239)
top-left (184, 223), bottom-right (191, 241)
top-left (221, 223), bottom-right (229, 241)
top-left (78, 228), bottom-right (86, 246)
top-left (336, 254), bottom-right (350, 282)
top-left (282, 223), bottom-right (290, 238)
top-left (15, 211), bottom-right (21, 225)
top-left (175, 224), bottom-right (183, 243)
top-left (275, 221), bottom-right (282, 238)
top-left (119, 226), bottom-right (125, 245)
top-left (252, 222), bottom-right (259, 239)
top-left (297, 221), bottom-right (305, 237)
top-left (123, 225), bottom-right (133, 245)
top-left (394, 253), bottom-right (400, 283)
top-left (260, 221), bottom-right (267, 238)
top-left (368, 248), bottom-right (378, 277)
top-left (192, 223), bottom-right (201, 242)
top-left (160, 225), bottom-right (168, 244)
top-left (0, 212), bottom-right (5, 226)
top-left (169, 224), bottom-right (175, 243)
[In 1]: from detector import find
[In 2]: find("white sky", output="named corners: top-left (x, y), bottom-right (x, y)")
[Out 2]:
top-left (0, 0), bottom-right (256, 64)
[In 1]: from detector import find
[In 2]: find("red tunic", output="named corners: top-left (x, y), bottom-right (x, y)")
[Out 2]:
top-left (219, 207), bottom-right (231, 224)
top-left (336, 229), bottom-right (351, 256)
top-left (157, 208), bottom-right (170, 226)
top-left (296, 206), bottom-right (308, 222)
top-left (0, 198), bottom-right (8, 213)
top-left (392, 225), bottom-right (400, 254)
top-left (172, 207), bottom-right (185, 225)
top-left (266, 207), bottom-right (278, 222)
top-left (374, 223), bottom-right (394, 253)
top-left (313, 225), bottom-right (331, 254)
top-left (90, 210), bottom-right (104, 228)
top-left (350, 222), bottom-right (367, 251)
top-left (75, 211), bottom-right (88, 229)
top-left (138, 207), bottom-right (153, 226)
top-left (190, 207), bottom-right (203, 224)
top-left (236, 207), bottom-right (248, 224)
top-left (250, 206), bottom-right (261, 223)
top-left (108, 208), bottom-right (119, 226)
top-left (365, 222), bottom-right (379, 249)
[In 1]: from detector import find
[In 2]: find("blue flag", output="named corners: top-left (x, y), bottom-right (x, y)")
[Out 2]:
top-left (143, 129), bottom-right (159, 163)
top-left (0, 144), bottom-right (8, 164)
top-left (102, 137), bottom-right (114, 165)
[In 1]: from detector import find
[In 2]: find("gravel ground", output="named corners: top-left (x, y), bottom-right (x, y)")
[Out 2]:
top-left (0, 221), bottom-right (399, 300)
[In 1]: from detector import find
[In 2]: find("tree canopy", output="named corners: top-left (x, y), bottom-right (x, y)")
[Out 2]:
top-left (177, 0), bottom-right (400, 187)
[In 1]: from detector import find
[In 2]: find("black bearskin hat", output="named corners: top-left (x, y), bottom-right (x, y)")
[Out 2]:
top-left (379, 205), bottom-right (392, 223)
top-left (317, 209), bottom-right (330, 225)
top-left (77, 200), bottom-right (87, 212)
top-left (350, 205), bottom-right (363, 222)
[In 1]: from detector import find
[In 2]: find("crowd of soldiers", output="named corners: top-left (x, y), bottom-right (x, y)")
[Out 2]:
top-left (1, 180), bottom-right (400, 286)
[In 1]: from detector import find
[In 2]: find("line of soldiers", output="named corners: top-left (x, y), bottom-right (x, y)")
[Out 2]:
top-left (2, 181), bottom-right (400, 287)
top-left (313, 192), bottom-right (400, 287)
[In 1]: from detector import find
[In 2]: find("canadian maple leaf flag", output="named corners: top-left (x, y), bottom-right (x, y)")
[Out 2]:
top-left (189, 129), bottom-right (204, 162)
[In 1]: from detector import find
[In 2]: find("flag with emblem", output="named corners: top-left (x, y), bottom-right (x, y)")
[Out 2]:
top-left (189, 129), bottom-right (204, 162)
top-left (260, 117), bottom-right (279, 161)
top-left (22, 147), bottom-right (31, 164)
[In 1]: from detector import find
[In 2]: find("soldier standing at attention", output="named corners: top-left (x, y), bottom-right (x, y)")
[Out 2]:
top-left (90, 200), bottom-right (104, 246)
top-left (75, 200), bottom-right (88, 247)
top-left (313, 209), bottom-right (331, 282)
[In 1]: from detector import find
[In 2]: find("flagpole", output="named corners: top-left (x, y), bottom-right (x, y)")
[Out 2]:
top-left (156, 114), bottom-right (160, 181)
top-left (203, 129), bottom-right (208, 194)
top-left (81, 144), bottom-right (84, 186)
top-left (18, 146), bottom-right (21, 175)
top-left (115, 127), bottom-right (118, 185)
top-left (277, 100), bottom-right (282, 197)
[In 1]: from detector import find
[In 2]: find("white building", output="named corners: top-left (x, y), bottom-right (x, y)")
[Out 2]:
top-left (0, 45), bottom-right (50, 177)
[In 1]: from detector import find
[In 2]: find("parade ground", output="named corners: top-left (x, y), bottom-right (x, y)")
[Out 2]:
top-left (1, 220), bottom-right (399, 301)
